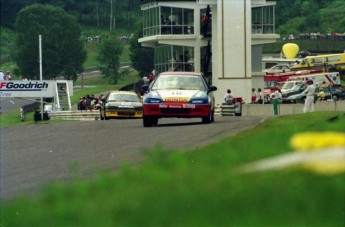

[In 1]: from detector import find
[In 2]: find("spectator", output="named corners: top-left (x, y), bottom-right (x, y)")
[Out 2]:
top-left (143, 76), bottom-right (149, 85)
top-left (85, 94), bottom-right (91, 110)
top-left (270, 86), bottom-right (282, 115)
top-left (151, 69), bottom-right (156, 80)
top-left (251, 88), bottom-right (257, 103)
top-left (224, 89), bottom-right (234, 105)
top-left (317, 88), bottom-right (325, 101)
top-left (6, 71), bottom-right (12, 80)
top-left (0, 69), bottom-right (4, 80)
top-left (78, 97), bottom-right (86, 111)
top-left (148, 72), bottom-right (154, 83)
top-left (95, 94), bottom-right (105, 110)
top-left (168, 13), bottom-right (177, 25)
top-left (256, 88), bottom-right (264, 104)
top-left (90, 94), bottom-right (96, 110)
top-left (303, 80), bottom-right (315, 113)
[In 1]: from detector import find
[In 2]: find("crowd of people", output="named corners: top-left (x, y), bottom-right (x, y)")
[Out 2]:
top-left (77, 94), bottom-right (105, 111)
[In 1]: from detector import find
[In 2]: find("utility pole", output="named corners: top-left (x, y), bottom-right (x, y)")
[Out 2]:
top-left (39, 35), bottom-right (44, 120)
top-left (110, 0), bottom-right (113, 31)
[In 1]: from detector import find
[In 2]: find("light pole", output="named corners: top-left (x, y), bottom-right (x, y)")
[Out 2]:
top-left (39, 34), bottom-right (44, 120)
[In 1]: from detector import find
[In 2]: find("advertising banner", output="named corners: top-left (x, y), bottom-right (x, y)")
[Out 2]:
top-left (0, 80), bottom-right (56, 97)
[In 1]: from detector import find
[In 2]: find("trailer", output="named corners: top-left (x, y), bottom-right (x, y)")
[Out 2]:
top-left (288, 72), bottom-right (340, 86)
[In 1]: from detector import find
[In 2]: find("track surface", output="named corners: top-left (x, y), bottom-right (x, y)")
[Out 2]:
top-left (1, 116), bottom-right (266, 200)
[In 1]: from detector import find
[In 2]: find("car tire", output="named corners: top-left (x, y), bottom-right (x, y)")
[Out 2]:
top-left (104, 112), bottom-right (110, 120)
top-left (143, 116), bottom-right (153, 127)
top-left (152, 117), bottom-right (158, 125)
top-left (333, 95), bottom-right (338, 101)
top-left (202, 110), bottom-right (212, 124)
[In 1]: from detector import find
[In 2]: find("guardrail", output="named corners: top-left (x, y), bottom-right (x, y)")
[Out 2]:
top-left (48, 110), bottom-right (101, 121)
top-left (20, 102), bottom-right (40, 121)
top-left (242, 100), bottom-right (345, 116)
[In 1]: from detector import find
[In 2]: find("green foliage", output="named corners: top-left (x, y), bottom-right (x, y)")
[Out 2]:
top-left (129, 29), bottom-right (154, 77)
top-left (1, 0), bottom-right (142, 31)
top-left (264, 40), bottom-right (345, 54)
top-left (276, 0), bottom-right (345, 35)
top-left (1, 112), bottom-right (345, 226)
top-left (97, 35), bottom-right (124, 84)
top-left (14, 4), bottom-right (86, 80)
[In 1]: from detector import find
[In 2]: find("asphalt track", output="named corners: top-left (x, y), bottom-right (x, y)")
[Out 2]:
top-left (0, 115), bottom-right (266, 200)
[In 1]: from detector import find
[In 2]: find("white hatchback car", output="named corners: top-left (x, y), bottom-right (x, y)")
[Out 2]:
top-left (265, 64), bottom-right (291, 75)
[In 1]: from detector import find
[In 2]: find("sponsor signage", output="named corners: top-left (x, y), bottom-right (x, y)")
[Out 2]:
top-left (0, 80), bottom-right (55, 97)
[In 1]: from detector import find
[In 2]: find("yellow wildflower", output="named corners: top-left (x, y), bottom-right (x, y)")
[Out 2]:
top-left (290, 132), bottom-right (345, 151)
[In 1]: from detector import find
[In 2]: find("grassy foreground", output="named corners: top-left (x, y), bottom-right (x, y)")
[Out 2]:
top-left (1, 112), bottom-right (345, 226)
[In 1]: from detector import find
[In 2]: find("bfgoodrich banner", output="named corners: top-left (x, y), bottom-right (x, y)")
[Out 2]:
top-left (0, 80), bottom-right (55, 97)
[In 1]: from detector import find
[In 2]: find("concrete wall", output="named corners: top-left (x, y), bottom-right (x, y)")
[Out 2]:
top-left (242, 100), bottom-right (345, 116)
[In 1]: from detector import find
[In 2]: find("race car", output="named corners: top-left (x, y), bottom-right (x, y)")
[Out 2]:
top-left (142, 71), bottom-right (217, 127)
top-left (100, 91), bottom-right (143, 120)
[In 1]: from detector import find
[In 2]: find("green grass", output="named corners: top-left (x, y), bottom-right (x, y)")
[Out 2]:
top-left (1, 112), bottom-right (344, 226)
top-left (83, 43), bottom-right (102, 68)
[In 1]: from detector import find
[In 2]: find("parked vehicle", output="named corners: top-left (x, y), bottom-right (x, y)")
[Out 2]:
top-left (285, 86), bottom-right (345, 103)
top-left (288, 72), bottom-right (340, 86)
top-left (290, 53), bottom-right (345, 75)
top-left (142, 71), bottom-right (217, 127)
top-left (264, 64), bottom-right (291, 75)
top-left (281, 81), bottom-right (308, 102)
top-left (264, 69), bottom-right (322, 89)
top-left (100, 91), bottom-right (143, 120)
top-left (296, 50), bottom-right (317, 58)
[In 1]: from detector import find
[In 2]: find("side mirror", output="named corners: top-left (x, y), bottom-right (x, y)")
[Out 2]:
top-left (208, 86), bottom-right (217, 92)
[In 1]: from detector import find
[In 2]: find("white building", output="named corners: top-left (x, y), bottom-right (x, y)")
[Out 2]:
top-left (139, 0), bottom-right (279, 104)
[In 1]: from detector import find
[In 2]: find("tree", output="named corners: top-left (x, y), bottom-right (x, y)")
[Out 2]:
top-left (98, 35), bottom-right (123, 84)
top-left (129, 29), bottom-right (154, 78)
top-left (14, 4), bottom-right (86, 80)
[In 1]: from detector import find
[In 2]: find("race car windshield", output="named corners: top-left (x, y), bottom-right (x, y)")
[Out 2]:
top-left (152, 75), bottom-right (206, 91)
top-left (108, 94), bottom-right (140, 102)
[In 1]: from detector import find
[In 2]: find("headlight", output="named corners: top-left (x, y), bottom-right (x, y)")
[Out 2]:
top-left (144, 98), bottom-right (163, 104)
top-left (190, 99), bottom-right (207, 104)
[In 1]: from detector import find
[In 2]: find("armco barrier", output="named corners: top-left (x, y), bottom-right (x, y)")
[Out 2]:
top-left (48, 110), bottom-right (100, 121)
top-left (20, 101), bottom-right (41, 121)
top-left (242, 100), bottom-right (345, 116)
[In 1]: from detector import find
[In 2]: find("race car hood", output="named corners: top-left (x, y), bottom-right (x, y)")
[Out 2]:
top-left (145, 90), bottom-right (208, 103)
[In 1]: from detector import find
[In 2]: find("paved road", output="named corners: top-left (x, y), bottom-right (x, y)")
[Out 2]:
top-left (0, 116), bottom-right (266, 200)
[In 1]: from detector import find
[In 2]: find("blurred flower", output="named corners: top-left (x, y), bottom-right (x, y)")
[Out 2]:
top-left (290, 132), bottom-right (345, 175)
top-left (290, 132), bottom-right (345, 151)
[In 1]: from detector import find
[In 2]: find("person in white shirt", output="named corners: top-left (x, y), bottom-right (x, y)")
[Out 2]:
top-left (256, 88), bottom-right (264, 104)
top-left (0, 70), bottom-right (4, 80)
top-left (270, 87), bottom-right (282, 115)
top-left (224, 89), bottom-right (234, 105)
top-left (303, 80), bottom-right (315, 113)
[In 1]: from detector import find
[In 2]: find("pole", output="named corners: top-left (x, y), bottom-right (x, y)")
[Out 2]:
top-left (39, 35), bottom-right (44, 120)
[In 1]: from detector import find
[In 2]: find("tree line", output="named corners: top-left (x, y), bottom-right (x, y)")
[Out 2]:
top-left (2, 0), bottom-right (345, 34)
top-left (1, 0), bottom-right (142, 30)
top-left (275, 0), bottom-right (345, 35)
